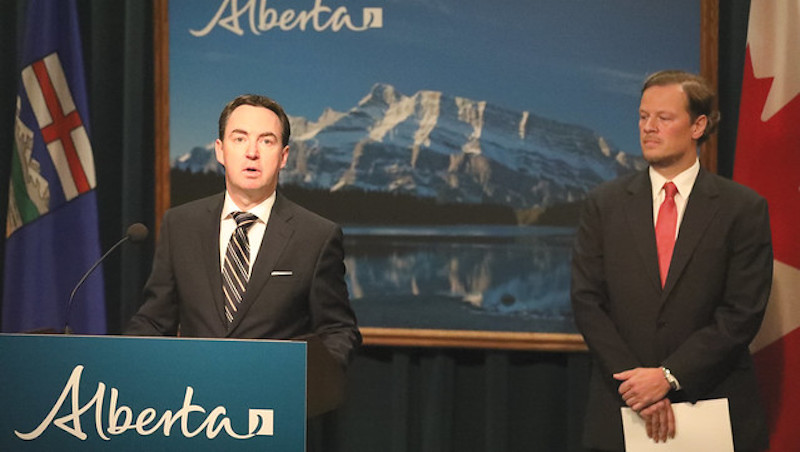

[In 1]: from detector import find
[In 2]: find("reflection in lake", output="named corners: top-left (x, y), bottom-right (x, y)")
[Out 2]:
top-left (343, 225), bottom-right (578, 333)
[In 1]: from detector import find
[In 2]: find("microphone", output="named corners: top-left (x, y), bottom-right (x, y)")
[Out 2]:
top-left (64, 223), bottom-right (149, 334)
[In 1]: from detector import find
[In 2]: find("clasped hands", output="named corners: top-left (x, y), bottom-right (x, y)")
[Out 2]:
top-left (614, 367), bottom-right (675, 443)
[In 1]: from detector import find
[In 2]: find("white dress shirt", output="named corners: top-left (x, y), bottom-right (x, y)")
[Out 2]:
top-left (218, 191), bottom-right (276, 276)
top-left (649, 159), bottom-right (699, 390)
top-left (649, 158), bottom-right (700, 239)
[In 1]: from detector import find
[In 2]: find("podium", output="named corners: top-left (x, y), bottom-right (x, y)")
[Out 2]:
top-left (0, 334), bottom-right (343, 451)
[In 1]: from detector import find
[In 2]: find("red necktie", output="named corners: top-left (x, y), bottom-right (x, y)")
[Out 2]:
top-left (655, 182), bottom-right (678, 287)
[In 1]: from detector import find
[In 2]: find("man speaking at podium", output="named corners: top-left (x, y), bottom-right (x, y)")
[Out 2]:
top-left (126, 94), bottom-right (361, 369)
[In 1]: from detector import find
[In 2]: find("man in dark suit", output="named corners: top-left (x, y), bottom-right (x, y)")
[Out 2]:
top-left (126, 94), bottom-right (361, 368)
top-left (571, 70), bottom-right (772, 451)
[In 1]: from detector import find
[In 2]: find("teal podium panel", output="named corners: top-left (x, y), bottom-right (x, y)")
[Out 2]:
top-left (0, 334), bottom-right (306, 451)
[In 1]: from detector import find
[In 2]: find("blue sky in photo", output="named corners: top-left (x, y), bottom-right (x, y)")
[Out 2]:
top-left (168, 0), bottom-right (700, 159)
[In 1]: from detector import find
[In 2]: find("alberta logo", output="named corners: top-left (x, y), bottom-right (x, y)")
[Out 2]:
top-left (15, 365), bottom-right (274, 441)
top-left (190, 0), bottom-right (383, 36)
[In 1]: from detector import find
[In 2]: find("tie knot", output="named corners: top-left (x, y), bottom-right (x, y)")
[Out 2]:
top-left (663, 182), bottom-right (678, 200)
top-left (232, 211), bottom-right (258, 229)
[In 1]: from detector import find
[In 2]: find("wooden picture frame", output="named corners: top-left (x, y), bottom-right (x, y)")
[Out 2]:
top-left (153, 0), bottom-right (719, 351)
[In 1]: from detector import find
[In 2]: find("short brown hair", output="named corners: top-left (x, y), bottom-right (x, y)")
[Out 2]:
top-left (642, 70), bottom-right (720, 144)
top-left (218, 94), bottom-right (291, 147)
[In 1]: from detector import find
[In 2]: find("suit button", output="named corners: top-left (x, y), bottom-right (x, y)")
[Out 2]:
top-left (657, 321), bottom-right (667, 328)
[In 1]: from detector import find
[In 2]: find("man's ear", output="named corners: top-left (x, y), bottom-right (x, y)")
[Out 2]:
top-left (691, 115), bottom-right (708, 140)
top-left (279, 145), bottom-right (290, 169)
top-left (214, 139), bottom-right (224, 165)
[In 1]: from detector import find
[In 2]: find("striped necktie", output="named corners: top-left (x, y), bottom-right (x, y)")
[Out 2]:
top-left (222, 211), bottom-right (258, 323)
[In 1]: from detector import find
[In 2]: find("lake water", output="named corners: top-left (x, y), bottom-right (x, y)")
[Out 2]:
top-left (342, 225), bottom-right (578, 334)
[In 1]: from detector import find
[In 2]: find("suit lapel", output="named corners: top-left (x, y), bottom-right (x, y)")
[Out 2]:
top-left (201, 194), bottom-right (229, 328)
top-left (661, 170), bottom-right (719, 297)
top-left (624, 172), bottom-right (662, 293)
top-left (227, 194), bottom-right (295, 334)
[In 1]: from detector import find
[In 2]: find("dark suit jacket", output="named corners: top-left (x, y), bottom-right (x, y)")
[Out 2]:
top-left (126, 192), bottom-right (361, 367)
top-left (571, 169), bottom-right (772, 451)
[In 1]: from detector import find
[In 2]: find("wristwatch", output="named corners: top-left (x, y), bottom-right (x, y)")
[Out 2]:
top-left (660, 366), bottom-right (681, 391)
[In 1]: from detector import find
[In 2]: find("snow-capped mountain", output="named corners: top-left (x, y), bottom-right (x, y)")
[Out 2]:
top-left (173, 83), bottom-right (646, 210)
top-left (173, 143), bottom-right (222, 174)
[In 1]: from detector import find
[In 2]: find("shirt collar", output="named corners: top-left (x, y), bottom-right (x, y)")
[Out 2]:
top-left (220, 191), bottom-right (276, 223)
top-left (649, 158), bottom-right (700, 201)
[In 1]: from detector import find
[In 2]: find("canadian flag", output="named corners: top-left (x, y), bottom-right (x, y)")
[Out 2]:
top-left (734, 1), bottom-right (800, 451)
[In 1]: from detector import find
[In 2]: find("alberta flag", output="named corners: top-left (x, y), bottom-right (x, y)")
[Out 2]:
top-left (3, 0), bottom-right (106, 333)
top-left (735, 0), bottom-right (800, 450)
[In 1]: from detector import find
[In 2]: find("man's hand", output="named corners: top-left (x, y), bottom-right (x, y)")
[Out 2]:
top-left (613, 367), bottom-right (671, 412)
top-left (639, 398), bottom-right (675, 442)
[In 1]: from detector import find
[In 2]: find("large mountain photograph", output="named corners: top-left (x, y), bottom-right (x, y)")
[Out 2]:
top-left (167, 0), bottom-right (699, 335)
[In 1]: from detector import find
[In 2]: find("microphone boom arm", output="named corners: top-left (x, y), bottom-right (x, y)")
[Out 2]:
top-left (64, 223), bottom-right (148, 334)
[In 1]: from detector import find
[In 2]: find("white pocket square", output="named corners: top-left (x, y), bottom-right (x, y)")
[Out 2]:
top-left (270, 271), bottom-right (293, 276)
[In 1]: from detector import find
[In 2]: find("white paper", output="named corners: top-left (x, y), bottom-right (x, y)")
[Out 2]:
top-left (621, 398), bottom-right (734, 452)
